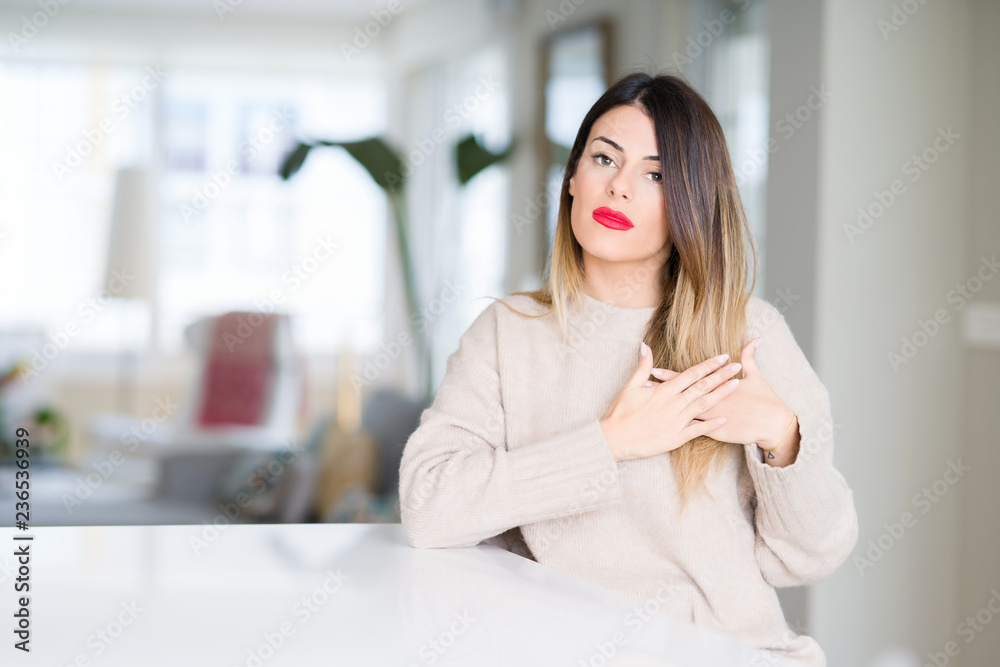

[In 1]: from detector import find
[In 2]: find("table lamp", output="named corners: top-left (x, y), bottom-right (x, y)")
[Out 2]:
top-left (104, 166), bottom-right (156, 415)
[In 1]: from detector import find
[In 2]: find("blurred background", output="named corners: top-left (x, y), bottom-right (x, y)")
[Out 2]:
top-left (0, 0), bottom-right (996, 664)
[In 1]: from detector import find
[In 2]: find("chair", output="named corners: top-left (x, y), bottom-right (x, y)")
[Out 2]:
top-left (88, 311), bottom-right (305, 452)
top-left (361, 388), bottom-right (433, 497)
top-left (166, 310), bottom-right (306, 449)
top-left (319, 387), bottom-right (432, 523)
top-left (82, 311), bottom-right (308, 522)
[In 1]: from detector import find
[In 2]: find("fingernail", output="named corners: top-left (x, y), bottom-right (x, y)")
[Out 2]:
top-left (754, 338), bottom-right (762, 350)
top-left (716, 353), bottom-right (729, 364)
top-left (641, 342), bottom-right (648, 358)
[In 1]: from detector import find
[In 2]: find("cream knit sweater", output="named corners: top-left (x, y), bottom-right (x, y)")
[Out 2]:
top-left (398, 290), bottom-right (858, 666)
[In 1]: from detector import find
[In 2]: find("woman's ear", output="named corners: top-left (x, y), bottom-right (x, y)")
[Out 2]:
top-left (568, 173), bottom-right (575, 197)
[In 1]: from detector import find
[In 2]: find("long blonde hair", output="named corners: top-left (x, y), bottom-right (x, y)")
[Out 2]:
top-left (491, 71), bottom-right (758, 513)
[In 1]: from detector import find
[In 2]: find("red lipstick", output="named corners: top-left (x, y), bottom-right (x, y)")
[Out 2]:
top-left (592, 206), bottom-right (633, 230)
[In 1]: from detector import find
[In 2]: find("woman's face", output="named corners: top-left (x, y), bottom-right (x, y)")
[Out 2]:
top-left (568, 104), bottom-right (670, 267)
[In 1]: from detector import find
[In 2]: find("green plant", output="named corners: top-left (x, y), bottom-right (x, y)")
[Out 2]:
top-left (455, 134), bottom-right (513, 185)
top-left (31, 406), bottom-right (69, 461)
top-left (279, 133), bottom-right (512, 401)
top-left (0, 361), bottom-right (69, 463)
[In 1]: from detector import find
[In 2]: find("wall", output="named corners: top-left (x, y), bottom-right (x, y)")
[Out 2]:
top-left (747, 1), bottom-right (1000, 664)
top-left (809, 0), bottom-right (991, 664)
top-left (958, 1), bottom-right (1000, 665)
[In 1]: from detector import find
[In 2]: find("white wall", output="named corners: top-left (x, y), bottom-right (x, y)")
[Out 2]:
top-left (0, 7), bottom-right (384, 73)
top-left (957, 1), bottom-right (1000, 666)
top-left (760, 1), bottom-right (1000, 664)
top-left (808, 0), bottom-right (990, 664)
top-left (764, 0), bottom-right (823, 634)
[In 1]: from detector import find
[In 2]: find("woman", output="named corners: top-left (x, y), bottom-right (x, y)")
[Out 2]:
top-left (398, 71), bottom-right (858, 666)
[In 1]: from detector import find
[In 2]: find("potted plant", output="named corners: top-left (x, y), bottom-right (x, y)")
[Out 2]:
top-left (279, 133), bottom-right (511, 402)
top-left (0, 361), bottom-right (69, 466)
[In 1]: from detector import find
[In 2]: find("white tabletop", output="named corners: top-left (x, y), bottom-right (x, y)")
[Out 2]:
top-left (0, 523), bottom-right (792, 666)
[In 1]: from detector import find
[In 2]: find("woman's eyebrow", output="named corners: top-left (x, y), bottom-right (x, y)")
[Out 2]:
top-left (591, 136), bottom-right (660, 161)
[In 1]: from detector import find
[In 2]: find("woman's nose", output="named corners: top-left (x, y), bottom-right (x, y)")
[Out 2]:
top-left (609, 178), bottom-right (630, 199)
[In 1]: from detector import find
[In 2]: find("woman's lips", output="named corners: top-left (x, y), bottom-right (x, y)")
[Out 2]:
top-left (592, 206), bottom-right (633, 230)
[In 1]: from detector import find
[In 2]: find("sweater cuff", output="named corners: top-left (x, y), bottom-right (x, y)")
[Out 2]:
top-left (506, 419), bottom-right (622, 517)
top-left (744, 437), bottom-right (850, 541)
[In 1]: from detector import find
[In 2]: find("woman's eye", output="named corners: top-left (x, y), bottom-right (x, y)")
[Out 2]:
top-left (592, 152), bottom-right (613, 166)
top-left (591, 152), bottom-right (661, 182)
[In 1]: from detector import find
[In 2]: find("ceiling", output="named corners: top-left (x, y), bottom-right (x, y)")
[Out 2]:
top-left (0, 0), bottom-right (432, 22)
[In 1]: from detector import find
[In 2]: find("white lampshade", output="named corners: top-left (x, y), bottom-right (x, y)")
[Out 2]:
top-left (104, 166), bottom-right (156, 301)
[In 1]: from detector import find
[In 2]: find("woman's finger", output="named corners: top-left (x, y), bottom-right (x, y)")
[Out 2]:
top-left (740, 337), bottom-right (761, 379)
top-left (650, 367), bottom-right (679, 380)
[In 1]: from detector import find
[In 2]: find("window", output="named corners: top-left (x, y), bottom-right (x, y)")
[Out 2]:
top-left (689, 0), bottom-right (771, 294)
top-left (158, 70), bottom-right (388, 354)
top-left (404, 41), bottom-right (510, 393)
top-left (0, 62), bottom-right (389, 359)
top-left (0, 62), bottom-right (153, 354)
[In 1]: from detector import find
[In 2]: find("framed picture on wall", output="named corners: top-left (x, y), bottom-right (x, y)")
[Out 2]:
top-left (536, 18), bottom-right (613, 278)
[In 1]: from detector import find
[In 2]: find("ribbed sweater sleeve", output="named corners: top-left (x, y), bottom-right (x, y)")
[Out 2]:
top-left (398, 302), bottom-right (624, 549)
top-left (744, 301), bottom-right (859, 587)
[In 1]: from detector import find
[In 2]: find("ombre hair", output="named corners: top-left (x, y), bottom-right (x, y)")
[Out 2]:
top-left (491, 70), bottom-right (759, 513)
